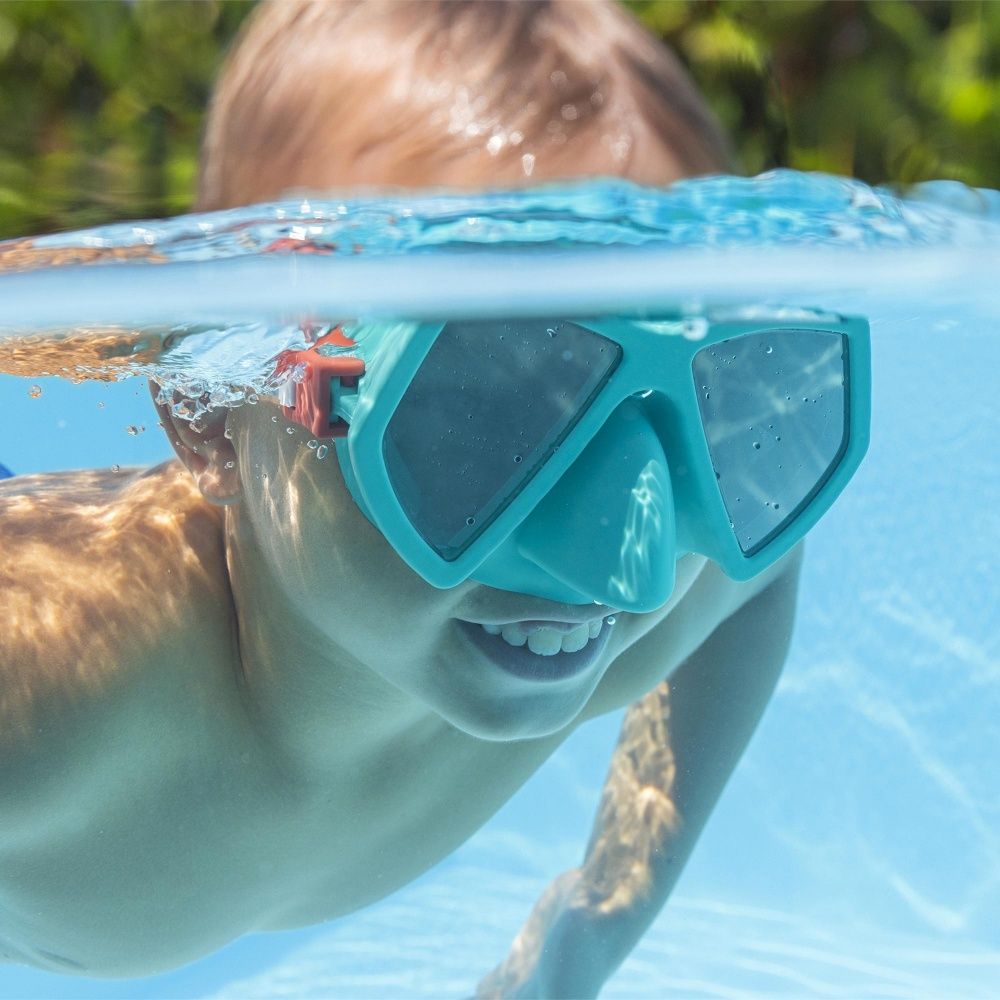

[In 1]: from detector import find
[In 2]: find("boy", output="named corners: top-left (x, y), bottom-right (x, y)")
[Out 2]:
top-left (0, 3), bottom-right (803, 996)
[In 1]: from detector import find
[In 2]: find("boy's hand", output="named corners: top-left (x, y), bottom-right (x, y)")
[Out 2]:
top-left (474, 867), bottom-right (612, 1000)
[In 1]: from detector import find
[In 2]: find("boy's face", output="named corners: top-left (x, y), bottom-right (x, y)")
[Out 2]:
top-left (171, 144), bottom-right (694, 740)
top-left (222, 399), bottom-right (704, 741)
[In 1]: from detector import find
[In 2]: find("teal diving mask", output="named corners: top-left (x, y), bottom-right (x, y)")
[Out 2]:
top-left (274, 310), bottom-right (871, 614)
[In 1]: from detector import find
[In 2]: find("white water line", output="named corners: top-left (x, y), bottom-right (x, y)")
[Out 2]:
top-left (0, 244), bottom-right (997, 334)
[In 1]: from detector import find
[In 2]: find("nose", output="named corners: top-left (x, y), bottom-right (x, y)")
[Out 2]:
top-left (474, 400), bottom-right (677, 613)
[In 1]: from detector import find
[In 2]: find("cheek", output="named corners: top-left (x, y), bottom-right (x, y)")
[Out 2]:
top-left (286, 457), bottom-right (461, 651)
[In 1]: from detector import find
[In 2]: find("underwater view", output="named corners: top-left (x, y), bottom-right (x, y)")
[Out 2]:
top-left (1, 172), bottom-right (998, 998)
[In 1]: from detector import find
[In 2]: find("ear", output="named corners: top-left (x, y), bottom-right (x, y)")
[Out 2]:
top-left (149, 380), bottom-right (241, 506)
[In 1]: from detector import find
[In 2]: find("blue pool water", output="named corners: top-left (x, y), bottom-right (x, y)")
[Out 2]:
top-left (1, 173), bottom-right (998, 998)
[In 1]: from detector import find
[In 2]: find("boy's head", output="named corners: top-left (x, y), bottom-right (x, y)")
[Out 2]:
top-left (197, 0), bottom-right (732, 209)
top-left (154, 0), bottom-right (732, 740)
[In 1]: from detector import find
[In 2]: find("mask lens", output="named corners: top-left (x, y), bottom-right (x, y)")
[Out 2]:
top-left (693, 329), bottom-right (850, 555)
top-left (384, 319), bottom-right (621, 560)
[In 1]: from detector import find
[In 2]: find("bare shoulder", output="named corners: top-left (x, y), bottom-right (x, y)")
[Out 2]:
top-left (0, 461), bottom-right (238, 761)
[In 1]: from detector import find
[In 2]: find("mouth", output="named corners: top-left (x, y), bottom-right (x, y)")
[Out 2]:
top-left (455, 615), bottom-right (617, 682)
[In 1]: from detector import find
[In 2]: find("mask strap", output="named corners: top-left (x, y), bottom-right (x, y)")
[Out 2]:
top-left (274, 326), bottom-right (365, 439)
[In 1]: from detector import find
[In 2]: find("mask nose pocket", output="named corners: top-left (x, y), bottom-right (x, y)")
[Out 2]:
top-left (513, 400), bottom-right (677, 614)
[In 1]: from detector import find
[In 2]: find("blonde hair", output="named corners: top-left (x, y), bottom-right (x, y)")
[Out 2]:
top-left (198, 0), bottom-right (733, 210)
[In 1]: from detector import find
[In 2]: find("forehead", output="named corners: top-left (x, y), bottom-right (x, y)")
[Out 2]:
top-left (252, 126), bottom-right (687, 204)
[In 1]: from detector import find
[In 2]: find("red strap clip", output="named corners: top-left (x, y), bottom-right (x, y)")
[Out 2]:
top-left (274, 327), bottom-right (365, 439)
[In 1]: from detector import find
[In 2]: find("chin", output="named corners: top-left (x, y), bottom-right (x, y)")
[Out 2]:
top-left (442, 695), bottom-right (582, 743)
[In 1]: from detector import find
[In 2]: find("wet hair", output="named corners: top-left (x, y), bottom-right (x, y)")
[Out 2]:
top-left (198, 0), bottom-right (734, 210)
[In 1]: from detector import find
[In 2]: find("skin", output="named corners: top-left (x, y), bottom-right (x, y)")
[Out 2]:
top-left (0, 146), bottom-right (802, 986)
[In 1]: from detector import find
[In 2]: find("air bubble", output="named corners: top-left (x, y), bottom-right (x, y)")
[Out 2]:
top-left (753, 441), bottom-right (761, 450)
top-left (28, 385), bottom-right (42, 399)
top-left (681, 317), bottom-right (708, 341)
top-left (765, 346), bottom-right (773, 354)
top-left (466, 516), bottom-right (476, 526)
top-left (247, 393), bottom-right (259, 405)
top-left (126, 425), bottom-right (145, 436)
top-left (271, 415), bottom-right (278, 423)
top-left (307, 439), bottom-right (319, 450)
top-left (546, 328), bottom-right (556, 337)
top-left (224, 428), bottom-right (233, 440)
top-left (316, 445), bottom-right (329, 460)
top-left (285, 427), bottom-right (295, 435)
top-left (513, 454), bottom-right (523, 464)
top-left (111, 464), bottom-right (120, 473)
top-left (97, 401), bottom-right (105, 409)
top-left (224, 461), bottom-right (235, 470)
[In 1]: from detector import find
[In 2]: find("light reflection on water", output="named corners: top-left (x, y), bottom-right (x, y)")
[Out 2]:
top-left (0, 173), bottom-right (998, 998)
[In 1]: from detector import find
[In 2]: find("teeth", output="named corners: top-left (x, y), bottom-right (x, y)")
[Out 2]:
top-left (481, 619), bottom-right (609, 656)
top-left (560, 624), bottom-right (590, 653)
top-left (528, 630), bottom-right (563, 656)
top-left (500, 624), bottom-right (528, 647)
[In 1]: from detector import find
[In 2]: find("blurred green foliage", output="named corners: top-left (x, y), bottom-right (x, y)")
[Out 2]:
top-left (0, 0), bottom-right (252, 236)
top-left (630, 0), bottom-right (1000, 184)
top-left (0, 0), bottom-right (997, 238)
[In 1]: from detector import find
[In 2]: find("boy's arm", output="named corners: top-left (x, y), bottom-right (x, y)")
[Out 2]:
top-left (476, 555), bottom-right (803, 999)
